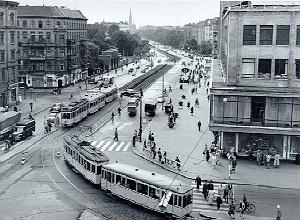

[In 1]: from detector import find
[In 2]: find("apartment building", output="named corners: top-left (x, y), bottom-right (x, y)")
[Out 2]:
top-left (0, 0), bottom-right (19, 106)
top-left (17, 5), bottom-right (87, 88)
top-left (210, 3), bottom-right (300, 160)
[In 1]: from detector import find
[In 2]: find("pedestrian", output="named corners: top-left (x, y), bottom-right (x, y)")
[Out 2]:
top-left (206, 88), bottom-right (209, 94)
top-left (163, 151), bottom-right (167, 164)
top-left (148, 131), bottom-right (152, 146)
top-left (208, 180), bottom-right (214, 191)
top-left (195, 175), bottom-right (202, 190)
top-left (274, 153), bottom-right (280, 168)
top-left (179, 100), bottom-right (183, 109)
top-left (195, 98), bottom-right (199, 107)
top-left (30, 102), bottom-right (33, 112)
top-left (143, 139), bottom-right (147, 151)
top-left (202, 182), bottom-right (208, 200)
top-left (132, 135), bottom-right (136, 147)
top-left (239, 200), bottom-right (245, 219)
top-left (191, 87), bottom-right (194, 95)
top-left (208, 189), bottom-right (214, 205)
top-left (228, 200), bottom-right (235, 219)
top-left (266, 153), bottom-right (271, 169)
top-left (275, 205), bottom-right (282, 220)
top-left (158, 148), bottom-right (162, 162)
top-left (231, 156), bottom-right (237, 173)
top-left (113, 128), bottom-right (118, 141)
top-left (218, 184), bottom-right (224, 198)
top-left (216, 194), bottom-right (223, 211)
top-left (211, 153), bottom-right (217, 168)
top-left (207, 95), bottom-right (210, 101)
top-left (206, 150), bottom-right (210, 162)
top-left (223, 185), bottom-right (229, 203)
top-left (190, 106), bottom-right (194, 116)
top-left (169, 85), bottom-right (172, 92)
top-left (151, 132), bottom-right (155, 143)
top-left (152, 148), bottom-right (157, 159)
top-left (257, 150), bottom-right (261, 166)
top-left (207, 81), bottom-right (210, 87)
top-left (118, 106), bottom-right (121, 116)
top-left (194, 86), bottom-right (198, 93)
top-left (175, 157), bottom-right (181, 170)
top-left (70, 94), bottom-right (73, 100)
top-left (187, 101), bottom-right (190, 108)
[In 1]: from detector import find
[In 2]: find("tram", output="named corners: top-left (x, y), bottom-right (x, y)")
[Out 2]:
top-left (101, 163), bottom-right (193, 218)
top-left (85, 92), bottom-right (105, 115)
top-left (101, 87), bottom-right (118, 104)
top-left (63, 136), bottom-right (109, 184)
top-left (61, 99), bottom-right (89, 127)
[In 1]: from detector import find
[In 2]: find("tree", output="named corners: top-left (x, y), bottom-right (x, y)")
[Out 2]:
top-left (198, 41), bottom-right (213, 55)
top-left (107, 24), bottom-right (120, 36)
top-left (185, 39), bottom-right (198, 51)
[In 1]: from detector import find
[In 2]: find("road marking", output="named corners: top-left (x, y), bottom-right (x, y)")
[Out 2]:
top-left (107, 142), bottom-right (118, 151)
top-left (117, 122), bottom-right (134, 131)
top-left (101, 141), bottom-right (111, 151)
top-left (122, 142), bottom-right (131, 151)
top-left (95, 140), bottom-right (105, 149)
top-left (115, 142), bottom-right (125, 151)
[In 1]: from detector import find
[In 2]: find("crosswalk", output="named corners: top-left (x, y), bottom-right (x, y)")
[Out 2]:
top-left (191, 182), bottom-right (232, 214)
top-left (90, 140), bottom-right (131, 152)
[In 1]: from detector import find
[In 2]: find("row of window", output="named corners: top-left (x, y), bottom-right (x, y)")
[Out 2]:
top-left (19, 20), bottom-right (86, 30)
top-left (23, 61), bottom-right (65, 72)
top-left (0, 31), bottom-right (15, 45)
top-left (241, 58), bottom-right (300, 79)
top-left (65, 145), bottom-right (101, 174)
top-left (243, 25), bottom-right (300, 46)
top-left (1, 67), bottom-right (17, 82)
top-left (102, 169), bottom-right (193, 208)
top-left (61, 105), bottom-right (87, 119)
top-left (0, 50), bottom-right (16, 62)
top-left (89, 97), bottom-right (105, 108)
top-left (0, 12), bottom-right (15, 27)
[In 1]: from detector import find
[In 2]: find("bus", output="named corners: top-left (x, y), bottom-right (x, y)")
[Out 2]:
top-left (144, 98), bottom-right (157, 116)
top-left (101, 163), bottom-right (193, 218)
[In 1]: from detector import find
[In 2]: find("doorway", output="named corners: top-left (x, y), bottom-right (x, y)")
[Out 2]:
top-left (251, 97), bottom-right (266, 123)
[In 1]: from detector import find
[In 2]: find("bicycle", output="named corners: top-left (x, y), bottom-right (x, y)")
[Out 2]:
top-left (235, 201), bottom-right (256, 213)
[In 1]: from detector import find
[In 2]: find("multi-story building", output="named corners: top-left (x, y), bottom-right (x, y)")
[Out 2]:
top-left (0, 0), bottom-right (19, 107)
top-left (210, 2), bottom-right (300, 160)
top-left (17, 5), bottom-right (87, 88)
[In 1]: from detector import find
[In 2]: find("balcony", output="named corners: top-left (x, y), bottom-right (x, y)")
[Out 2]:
top-left (22, 39), bottom-right (47, 47)
top-left (29, 55), bottom-right (46, 61)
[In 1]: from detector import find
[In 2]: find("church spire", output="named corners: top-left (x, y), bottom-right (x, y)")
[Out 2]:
top-left (129, 8), bottom-right (132, 26)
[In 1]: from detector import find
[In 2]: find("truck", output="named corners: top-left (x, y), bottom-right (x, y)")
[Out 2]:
top-left (144, 99), bottom-right (157, 117)
top-left (127, 98), bottom-right (139, 116)
top-left (13, 119), bottom-right (36, 141)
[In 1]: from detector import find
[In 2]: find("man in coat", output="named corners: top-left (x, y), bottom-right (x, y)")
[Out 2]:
top-left (195, 175), bottom-right (202, 190)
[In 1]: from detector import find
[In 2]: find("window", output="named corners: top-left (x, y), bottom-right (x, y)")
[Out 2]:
top-left (242, 58), bottom-right (255, 78)
top-left (116, 175), bottom-right (121, 184)
top-left (46, 61), bottom-right (51, 69)
top-left (31, 20), bottom-right (35, 28)
top-left (183, 194), bottom-right (192, 208)
top-left (57, 21), bottom-right (61, 26)
top-left (46, 20), bottom-right (51, 28)
top-left (11, 50), bottom-right (15, 61)
top-left (60, 62), bottom-right (64, 70)
top-left (46, 32), bottom-right (51, 42)
top-left (260, 25), bottom-right (273, 45)
top-left (296, 60), bottom-right (300, 79)
top-left (243, 25), bottom-right (256, 45)
top-left (17, 31), bottom-right (20, 40)
top-left (297, 26), bottom-right (300, 46)
top-left (1, 69), bottom-right (5, 82)
top-left (276, 25), bottom-right (290, 45)
top-left (10, 31), bottom-right (15, 44)
top-left (173, 195), bottom-right (178, 206)
top-left (10, 13), bottom-right (14, 26)
top-left (38, 21), bottom-right (43, 28)
top-left (46, 49), bottom-right (51, 57)
top-left (126, 179), bottom-right (136, 191)
top-left (258, 59), bottom-right (271, 79)
top-left (0, 50), bottom-right (5, 63)
top-left (137, 183), bottom-right (148, 195)
top-left (0, 12), bottom-right (4, 26)
top-left (0, 32), bottom-right (4, 45)
top-left (168, 195), bottom-right (174, 205)
top-left (275, 59), bottom-right (288, 78)
top-left (22, 20), bottom-right (27, 28)
top-left (60, 48), bottom-right (65, 57)
top-left (23, 31), bottom-right (27, 40)
top-left (91, 164), bottom-right (95, 173)
top-left (31, 32), bottom-right (35, 41)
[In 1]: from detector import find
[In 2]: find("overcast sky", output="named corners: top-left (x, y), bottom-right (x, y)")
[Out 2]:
top-left (15, 1), bottom-right (294, 27)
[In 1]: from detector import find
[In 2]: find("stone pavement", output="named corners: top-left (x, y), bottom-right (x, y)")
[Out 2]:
top-left (132, 55), bottom-right (300, 199)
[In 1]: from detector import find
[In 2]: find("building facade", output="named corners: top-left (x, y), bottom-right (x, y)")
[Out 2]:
top-left (0, 0), bottom-right (19, 107)
top-left (210, 3), bottom-right (300, 160)
top-left (17, 6), bottom-right (87, 88)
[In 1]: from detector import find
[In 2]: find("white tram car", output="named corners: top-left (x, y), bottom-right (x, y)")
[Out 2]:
top-left (85, 92), bottom-right (106, 115)
top-left (61, 99), bottom-right (89, 127)
top-left (63, 136), bottom-right (108, 184)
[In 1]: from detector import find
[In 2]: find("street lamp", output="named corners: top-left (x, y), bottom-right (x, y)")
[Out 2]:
top-left (139, 88), bottom-right (143, 142)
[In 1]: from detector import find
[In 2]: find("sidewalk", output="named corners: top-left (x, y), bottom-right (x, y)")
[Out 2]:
top-left (133, 56), bottom-right (300, 190)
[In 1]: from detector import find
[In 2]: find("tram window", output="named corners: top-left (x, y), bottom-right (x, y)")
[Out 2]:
top-left (174, 195), bottom-right (178, 206)
top-left (126, 179), bottom-right (136, 191)
top-left (137, 183), bottom-right (148, 195)
top-left (178, 196), bottom-right (182, 207)
top-left (106, 172), bottom-right (111, 182)
top-left (187, 194), bottom-right (192, 205)
top-left (72, 112), bottom-right (75, 118)
top-left (149, 187), bottom-right (159, 199)
top-left (168, 195), bottom-right (174, 205)
top-left (121, 177), bottom-right (126, 187)
top-left (161, 191), bottom-right (166, 199)
top-left (111, 173), bottom-right (115, 183)
top-left (183, 194), bottom-right (192, 208)
top-left (102, 170), bottom-right (105, 178)
top-left (91, 164), bottom-right (95, 173)
top-left (97, 166), bottom-right (101, 175)
top-left (116, 175), bottom-right (121, 184)
top-left (87, 162), bottom-right (90, 171)
top-left (62, 113), bottom-right (71, 119)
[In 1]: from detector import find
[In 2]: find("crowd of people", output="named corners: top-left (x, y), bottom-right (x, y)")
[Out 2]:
top-left (256, 150), bottom-right (280, 169)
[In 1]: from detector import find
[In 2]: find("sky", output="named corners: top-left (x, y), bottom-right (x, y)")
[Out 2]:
top-left (15, 1), bottom-right (293, 27)
top-left (16, 0), bottom-right (220, 27)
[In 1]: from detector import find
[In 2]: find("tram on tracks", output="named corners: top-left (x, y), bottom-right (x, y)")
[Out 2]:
top-left (61, 99), bottom-right (89, 127)
top-left (63, 137), bottom-right (193, 218)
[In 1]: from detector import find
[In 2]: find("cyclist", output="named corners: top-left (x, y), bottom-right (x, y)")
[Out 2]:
top-left (242, 194), bottom-right (248, 206)
top-left (228, 200), bottom-right (235, 219)
top-left (239, 200), bottom-right (246, 219)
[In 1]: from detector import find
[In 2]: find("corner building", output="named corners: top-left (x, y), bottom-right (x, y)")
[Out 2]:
top-left (17, 6), bottom-right (87, 88)
top-left (0, 0), bottom-right (19, 106)
top-left (210, 3), bottom-right (300, 160)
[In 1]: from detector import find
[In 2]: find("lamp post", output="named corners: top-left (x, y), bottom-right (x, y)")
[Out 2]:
top-left (139, 87), bottom-right (143, 142)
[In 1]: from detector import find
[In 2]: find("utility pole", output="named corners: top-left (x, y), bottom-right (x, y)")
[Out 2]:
top-left (162, 74), bottom-right (164, 109)
top-left (139, 87), bottom-right (143, 142)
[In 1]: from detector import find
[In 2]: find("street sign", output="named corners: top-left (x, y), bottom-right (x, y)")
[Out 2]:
top-left (181, 68), bottom-right (190, 73)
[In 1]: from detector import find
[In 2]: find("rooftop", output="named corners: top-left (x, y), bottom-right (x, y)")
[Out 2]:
top-left (17, 5), bottom-right (87, 20)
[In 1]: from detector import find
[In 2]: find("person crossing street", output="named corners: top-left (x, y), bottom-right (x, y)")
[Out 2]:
top-left (195, 175), bottom-right (202, 190)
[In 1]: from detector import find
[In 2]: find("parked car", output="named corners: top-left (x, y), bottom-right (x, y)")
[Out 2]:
top-left (50, 103), bottom-right (63, 113)
top-left (121, 89), bottom-right (140, 98)
top-left (157, 96), bottom-right (165, 103)
top-left (13, 119), bottom-right (35, 141)
top-left (47, 112), bottom-right (58, 125)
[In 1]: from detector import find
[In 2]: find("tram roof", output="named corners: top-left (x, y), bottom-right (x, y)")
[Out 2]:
top-left (102, 163), bottom-right (192, 194)
top-left (99, 86), bottom-right (118, 94)
top-left (64, 136), bottom-right (109, 163)
top-left (84, 93), bottom-right (105, 101)
top-left (61, 99), bottom-right (88, 112)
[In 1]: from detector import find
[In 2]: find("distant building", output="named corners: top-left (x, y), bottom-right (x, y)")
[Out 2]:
top-left (0, 0), bottom-right (19, 107)
top-left (99, 49), bottom-right (121, 72)
top-left (210, 2), bottom-right (300, 160)
top-left (17, 5), bottom-right (87, 88)
top-left (128, 9), bottom-right (136, 34)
